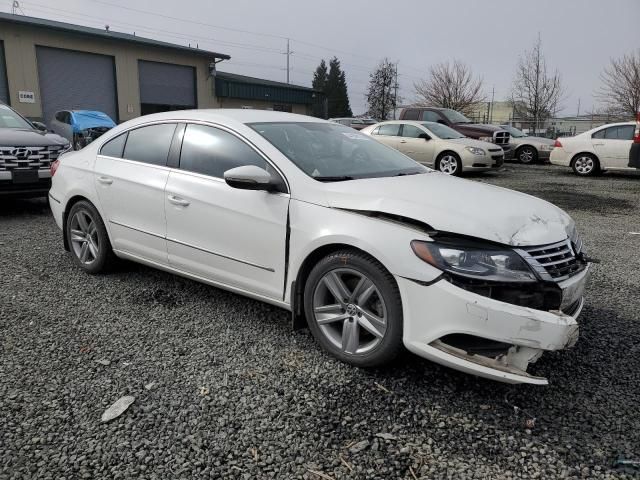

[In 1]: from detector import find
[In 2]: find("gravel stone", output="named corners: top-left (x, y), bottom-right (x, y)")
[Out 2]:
top-left (1, 164), bottom-right (639, 479)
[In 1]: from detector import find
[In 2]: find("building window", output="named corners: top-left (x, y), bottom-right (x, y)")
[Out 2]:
top-left (273, 104), bottom-right (293, 113)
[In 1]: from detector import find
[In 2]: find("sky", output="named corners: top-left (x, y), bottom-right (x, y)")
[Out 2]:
top-left (3, 0), bottom-right (638, 116)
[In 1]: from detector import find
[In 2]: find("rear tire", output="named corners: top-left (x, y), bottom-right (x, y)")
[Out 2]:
top-left (303, 250), bottom-right (403, 367)
top-left (516, 145), bottom-right (538, 164)
top-left (65, 200), bottom-right (116, 274)
top-left (436, 152), bottom-right (462, 176)
top-left (571, 154), bottom-right (599, 176)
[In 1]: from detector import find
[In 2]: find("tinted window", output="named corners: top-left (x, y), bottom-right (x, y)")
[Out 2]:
top-left (100, 132), bottom-right (127, 158)
top-left (421, 111), bottom-right (441, 122)
top-left (377, 124), bottom-right (401, 136)
top-left (402, 109), bottom-right (420, 120)
top-left (604, 125), bottom-right (634, 140)
top-left (123, 123), bottom-right (177, 166)
top-left (371, 126), bottom-right (380, 135)
top-left (421, 122), bottom-right (465, 139)
top-left (401, 124), bottom-right (424, 138)
top-left (179, 124), bottom-right (266, 178)
top-left (592, 128), bottom-right (606, 139)
top-left (55, 111), bottom-right (65, 122)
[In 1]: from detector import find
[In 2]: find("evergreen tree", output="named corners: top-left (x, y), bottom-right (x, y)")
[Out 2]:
top-left (326, 57), bottom-right (353, 118)
top-left (311, 60), bottom-right (328, 118)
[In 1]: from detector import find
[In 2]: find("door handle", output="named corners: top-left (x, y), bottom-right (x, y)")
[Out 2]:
top-left (593, 143), bottom-right (605, 146)
top-left (399, 140), bottom-right (407, 143)
top-left (97, 176), bottom-right (113, 185)
top-left (167, 194), bottom-right (190, 207)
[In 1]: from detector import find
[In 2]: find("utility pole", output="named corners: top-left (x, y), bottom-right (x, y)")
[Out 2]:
top-left (489, 85), bottom-right (495, 124)
top-left (393, 62), bottom-right (399, 119)
top-left (577, 98), bottom-right (581, 117)
top-left (283, 38), bottom-right (293, 84)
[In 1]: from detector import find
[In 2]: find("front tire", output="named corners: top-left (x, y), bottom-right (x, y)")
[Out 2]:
top-left (303, 250), bottom-right (403, 367)
top-left (436, 152), bottom-right (462, 176)
top-left (65, 200), bottom-right (115, 274)
top-left (516, 145), bottom-right (538, 164)
top-left (571, 154), bottom-right (599, 176)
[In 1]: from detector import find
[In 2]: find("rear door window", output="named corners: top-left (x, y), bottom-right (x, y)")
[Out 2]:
top-left (402, 109), bottom-right (419, 120)
top-left (122, 123), bottom-right (177, 166)
top-left (99, 132), bottom-right (128, 158)
top-left (421, 111), bottom-right (441, 122)
top-left (377, 124), bottom-right (401, 136)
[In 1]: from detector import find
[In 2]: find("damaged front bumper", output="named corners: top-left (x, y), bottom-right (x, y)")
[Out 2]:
top-left (397, 266), bottom-right (589, 385)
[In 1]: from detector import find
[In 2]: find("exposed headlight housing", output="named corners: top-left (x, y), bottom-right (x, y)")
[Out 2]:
top-left (411, 240), bottom-right (537, 283)
top-left (465, 146), bottom-right (486, 156)
top-left (59, 143), bottom-right (72, 155)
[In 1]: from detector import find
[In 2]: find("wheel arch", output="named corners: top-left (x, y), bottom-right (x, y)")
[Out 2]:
top-left (290, 242), bottom-right (393, 330)
top-left (62, 195), bottom-right (106, 251)
top-left (570, 151), bottom-right (601, 170)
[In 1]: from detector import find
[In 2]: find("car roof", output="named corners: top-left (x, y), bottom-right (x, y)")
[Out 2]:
top-left (124, 109), bottom-right (326, 126)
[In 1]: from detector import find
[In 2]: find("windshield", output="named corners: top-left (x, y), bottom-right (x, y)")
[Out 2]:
top-left (422, 122), bottom-right (465, 139)
top-left (500, 125), bottom-right (526, 137)
top-left (350, 119), bottom-right (364, 124)
top-left (0, 104), bottom-right (34, 129)
top-left (249, 122), bottom-right (427, 181)
top-left (440, 109), bottom-right (472, 124)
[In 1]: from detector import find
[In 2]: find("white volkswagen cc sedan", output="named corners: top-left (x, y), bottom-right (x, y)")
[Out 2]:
top-left (49, 110), bottom-right (591, 385)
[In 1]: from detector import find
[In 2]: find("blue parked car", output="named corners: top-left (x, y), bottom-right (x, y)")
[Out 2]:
top-left (48, 110), bottom-right (116, 150)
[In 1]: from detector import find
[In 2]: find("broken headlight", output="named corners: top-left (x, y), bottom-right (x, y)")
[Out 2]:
top-left (411, 240), bottom-right (537, 283)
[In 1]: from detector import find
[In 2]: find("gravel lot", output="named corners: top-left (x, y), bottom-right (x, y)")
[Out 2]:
top-left (1, 163), bottom-right (639, 479)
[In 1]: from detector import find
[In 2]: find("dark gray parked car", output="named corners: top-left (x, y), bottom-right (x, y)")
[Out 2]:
top-left (0, 103), bottom-right (70, 197)
top-left (499, 125), bottom-right (555, 164)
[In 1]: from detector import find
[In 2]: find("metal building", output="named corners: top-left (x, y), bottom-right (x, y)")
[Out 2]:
top-left (0, 12), bottom-right (321, 123)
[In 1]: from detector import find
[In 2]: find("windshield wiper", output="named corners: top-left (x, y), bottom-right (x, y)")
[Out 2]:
top-left (393, 171), bottom-right (423, 177)
top-left (313, 175), bottom-right (355, 182)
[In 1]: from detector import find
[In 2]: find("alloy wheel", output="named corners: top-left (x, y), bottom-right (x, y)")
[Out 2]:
top-left (439, 155), bottom-right (458, 174)
top-left (69, 210), bottom-right (100, 265)
top-left (574, 156), bottom-right (594, 175)
top-left (519, 147), bottom-right (535, 163)
top-left (312, 268), bottom-right (387, 355)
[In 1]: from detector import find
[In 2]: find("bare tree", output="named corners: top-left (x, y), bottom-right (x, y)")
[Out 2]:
top-left (596, 49), bottom-right (640, 118)
top-left (366, 58), bottom-right (397, 120)
top-left (511, 37), bottom-right (564, 132)
top-left (413, 60), bottom-right (485, 115)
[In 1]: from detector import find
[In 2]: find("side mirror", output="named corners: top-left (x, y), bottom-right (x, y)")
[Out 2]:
top-left (32, 121), bottom-right (47, 132)
top-left (418, 133), bottom-right (430, 140)
top-left (224, 165), bottom-right (277, 191)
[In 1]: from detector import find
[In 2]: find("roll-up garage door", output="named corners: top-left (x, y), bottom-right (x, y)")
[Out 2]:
top-left (138, 60), bottom-right (196, 115)
top-left (0, 41), bottom-right (9, 104)
top-left (36, 46), bottom-right (118, 124)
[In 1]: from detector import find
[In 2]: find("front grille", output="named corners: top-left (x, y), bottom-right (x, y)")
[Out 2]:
top-left (519, 239), bottom-right (586, 281)
top-left (493, 131), bottom-right (510, 146)
top-left (488, 148), bottom-right (502, 153)
top-left (0, 145), bottom-right (65, 171)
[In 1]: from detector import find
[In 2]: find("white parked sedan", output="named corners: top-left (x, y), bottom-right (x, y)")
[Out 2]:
top-left (360, 120), bottom-right (504, 175)
top-left (49, 110), bottom-right (591, 385)
top-left (550, 122), bottom-right (636, 175)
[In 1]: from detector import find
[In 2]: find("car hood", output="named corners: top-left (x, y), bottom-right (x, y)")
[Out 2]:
top-left (0, 128), bottom-right (69, 146)
top-left (454, 123), bottom-right (506, 135)
top-left (321, 173), bottom-right (573, 246)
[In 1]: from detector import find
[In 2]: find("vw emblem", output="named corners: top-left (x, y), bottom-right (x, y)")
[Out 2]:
top-left (11, 147), bottom-right (31, 160)
top-left (346, 304), bottom-right (358, 316)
